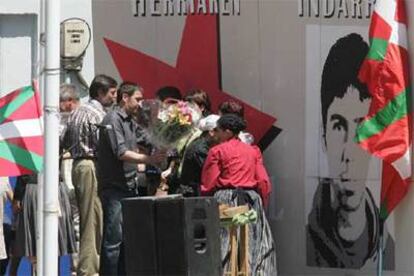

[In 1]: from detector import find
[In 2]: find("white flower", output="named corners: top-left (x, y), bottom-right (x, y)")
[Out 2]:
top-left (158, 110), bottom-right (169, 122)
top-left (239, 131), bottom-right (254, 145)
top-left (190, 106), bottom-right (202, 125)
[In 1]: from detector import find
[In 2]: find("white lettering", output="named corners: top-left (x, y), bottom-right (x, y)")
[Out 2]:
top-left (150, 0), bottom-right (161, 15)
top-left (350, 0), bottom-right (362, 18)
top-left (188, 0), bottom-right (195, 14)
top-left (132, 0), bottom-right (146, 16)
top-left (308, 0), bottom-right (319, 17)
top-left (323, 0), bottom-right (335, 17)
top-left (233, 0), bottom-right (240, 15)
top-left (337, 0), bottom-right (348, 18)
top-left (176, 0), bottom-right (188, 15)
top-left (197, 0), bottom-right (207, 14)
top-left (209, 0), bottom-right (219, 14)
top-left (131, 0), bottom-right (241, 16)
top-left (164, 0), bottom-right (174, 15)
top-left (365, 0), bottom-right (375, 18)
top-left (221, 0), bottom-right (231, 15)
top-left (298, 0), bottom-right (304, 16)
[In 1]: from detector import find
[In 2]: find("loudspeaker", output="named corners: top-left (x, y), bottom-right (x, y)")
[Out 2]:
top-left (122, 195), bottom-right (221, 276)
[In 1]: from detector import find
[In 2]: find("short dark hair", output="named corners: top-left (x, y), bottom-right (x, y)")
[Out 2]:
top-left (217, 114), bottom-right (246, 135)
top-left (184, 89), bottom-right (211, 116)
top-left (155, 86), bottom-right (182, 102)
top-left (321, 33), bottom-right (370, 136)
top-left (218, 100), bottom-right (244, 118)
top-left (117, 81), bottom-right (143, 104)
top-left (89, 74), bottom-right (118, 99)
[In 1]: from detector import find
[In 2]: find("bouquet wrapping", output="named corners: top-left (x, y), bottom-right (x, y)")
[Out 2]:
top-left (140, 99), bottom-right (201, 150)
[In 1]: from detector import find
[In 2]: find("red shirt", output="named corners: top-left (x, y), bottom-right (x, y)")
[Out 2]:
top-left (201, 138), bottom-right (272, 206)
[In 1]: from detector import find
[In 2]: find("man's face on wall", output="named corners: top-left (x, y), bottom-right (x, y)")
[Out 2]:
top-left (325, 85), bottom-right (371, 211)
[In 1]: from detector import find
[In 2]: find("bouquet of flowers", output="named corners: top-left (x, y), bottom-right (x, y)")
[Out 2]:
top-left (141, 99), bottom-right (201, 150)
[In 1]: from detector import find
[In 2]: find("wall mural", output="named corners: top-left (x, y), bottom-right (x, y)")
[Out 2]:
top-left (92, 0), bottom-right (405, 273)
top-left (305, 25), bottom-right (395, 270)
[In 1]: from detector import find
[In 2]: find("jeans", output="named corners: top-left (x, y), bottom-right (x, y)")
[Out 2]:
top-left (99, 188), bottom-right (137, 276)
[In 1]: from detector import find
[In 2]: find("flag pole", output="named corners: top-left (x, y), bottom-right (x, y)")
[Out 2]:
top-left (36, 0), bottom-right (46, 275)
top-left (377, 218), bottom-right (384, 276)
top-left (43, 0), bottom-right (60, 275)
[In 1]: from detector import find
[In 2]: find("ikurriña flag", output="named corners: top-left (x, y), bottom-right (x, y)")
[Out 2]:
top-left (355, 0), bottom-right (411, 220)
top-left (0, 81), bottom-right (43, 176)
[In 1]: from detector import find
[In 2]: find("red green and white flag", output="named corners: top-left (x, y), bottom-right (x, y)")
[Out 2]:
top-left (356, 0), bottom-right (411, 220)
top-left (0, 81), bottom-right (43, 176)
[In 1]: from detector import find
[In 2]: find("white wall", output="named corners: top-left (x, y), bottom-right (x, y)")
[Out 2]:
top-left (0, 0), bottom-right (94, 97)
top-left (0, 15), bottom-right (37, 95)
top-left (0, 0), bottom-right (39, 96)
top-left (0, 0), bottom-right (39, 14)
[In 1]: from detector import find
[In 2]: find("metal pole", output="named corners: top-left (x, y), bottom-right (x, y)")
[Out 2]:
top-left (377, 219), bottom-right (384, 276)
top-left (43, 0), bottom-right (60, 275)
top-left (36, 0), bottom-right (46, 274)
top-left (377, 235), bottom-right (383, 276)
top-left (37, 175), bottom-right (45, 275)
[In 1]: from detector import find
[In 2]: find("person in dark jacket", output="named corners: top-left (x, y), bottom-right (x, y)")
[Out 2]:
top-left (97, 82), bottom-right (165, 275)
top-left (179, 114), bottom-right (220, 196)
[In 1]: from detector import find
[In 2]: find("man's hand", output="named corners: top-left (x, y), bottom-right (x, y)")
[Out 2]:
top-left (161, 167), bottom-right (172, 180)
top-left (149, 150), bottom-right (167, 166)
top-left (12, 200), bottom-right (22, 214)
top-left (137, 163), bottom-right (146, 173)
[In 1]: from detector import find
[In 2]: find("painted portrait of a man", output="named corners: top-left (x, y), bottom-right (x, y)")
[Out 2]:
top-left (305, 32), bottom-right (395, 269)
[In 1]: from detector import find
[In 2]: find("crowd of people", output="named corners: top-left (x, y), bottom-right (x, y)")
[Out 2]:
top-left (0, 74), bottom-right (277, 275)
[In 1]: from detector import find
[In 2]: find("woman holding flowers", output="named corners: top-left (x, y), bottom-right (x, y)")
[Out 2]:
top-left (145, 98), bottom-right (203, 194)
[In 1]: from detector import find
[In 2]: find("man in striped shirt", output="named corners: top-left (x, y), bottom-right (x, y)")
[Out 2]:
top-left (64, 74), bottom-right (117, 276)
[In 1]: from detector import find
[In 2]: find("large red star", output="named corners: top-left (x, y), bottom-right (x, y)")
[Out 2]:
top-left (104, 14), bottom-right (276, 143)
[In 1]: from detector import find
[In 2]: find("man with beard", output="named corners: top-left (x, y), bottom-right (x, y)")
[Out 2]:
top-left (97, 82), bottom-right (166, 275)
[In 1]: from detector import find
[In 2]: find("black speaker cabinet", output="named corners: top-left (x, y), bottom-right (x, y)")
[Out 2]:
top-left (122, 195), bottom-right (221, 276)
